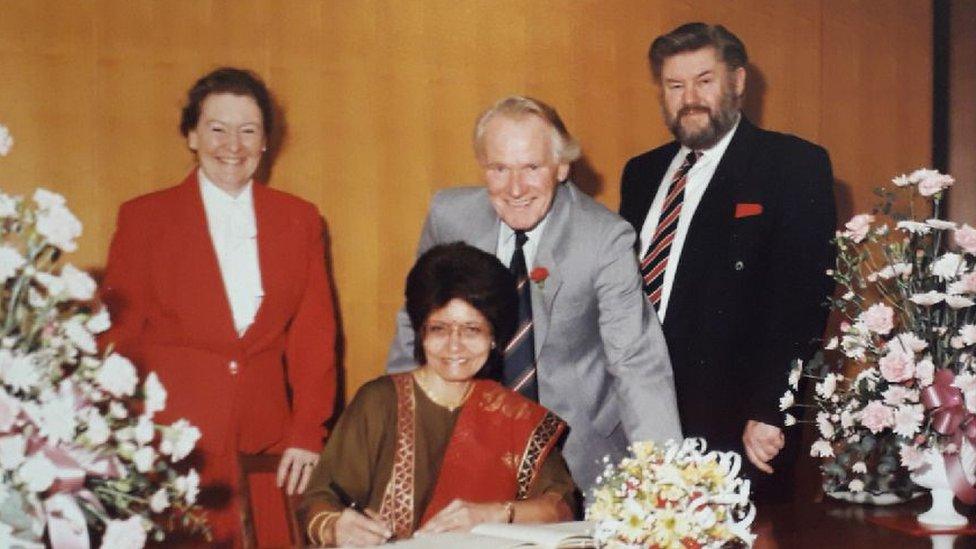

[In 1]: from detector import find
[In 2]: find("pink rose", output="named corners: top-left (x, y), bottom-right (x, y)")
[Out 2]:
top-left (955, 224), bottom-right (976, 254)
top-left (859, 401), bottom-right (894, 433)
top-left (918, 173), bottom-right (955, 197)
top-left (844, 214), bottom-right (874, 243)
top-left (879, 350), bottom-right (915, 382)
top-left (860, 303), bottom-right (894, 335)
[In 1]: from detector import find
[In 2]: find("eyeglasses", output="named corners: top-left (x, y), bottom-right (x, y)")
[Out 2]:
top-left (423, 322), bottom-right (492, 346)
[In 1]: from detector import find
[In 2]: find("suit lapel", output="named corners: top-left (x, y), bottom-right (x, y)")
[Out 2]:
top-left (175, 173), bottom-right (240, 344)
top-left (665, 118), bottom-right (759, 338)
top-left (529, 183), bottom-right (570, 356)
top-left (240, 183), bottom-right (285, 347)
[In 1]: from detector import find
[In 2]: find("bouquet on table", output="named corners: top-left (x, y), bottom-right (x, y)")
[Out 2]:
top-left (780, 167), bottom-right (976, 503)
top-left (0, 123), bottom-right (207, 548)
top-left (586, 438), bottom-right (755, 548)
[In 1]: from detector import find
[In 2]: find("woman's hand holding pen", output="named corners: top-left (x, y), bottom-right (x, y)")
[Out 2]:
top-left (334, 508), bottom-right (392, 547)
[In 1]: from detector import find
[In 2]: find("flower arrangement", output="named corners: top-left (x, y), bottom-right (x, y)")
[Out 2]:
top-left (586, 438), bottom-right (755, 548)
top-left (780, 168), bottom-right (976, 500)
top-left (0, 123), bottom-right (207, 547)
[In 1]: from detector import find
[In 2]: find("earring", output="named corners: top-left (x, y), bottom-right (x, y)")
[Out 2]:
top-left (491, 341), bottom-right (497, 350)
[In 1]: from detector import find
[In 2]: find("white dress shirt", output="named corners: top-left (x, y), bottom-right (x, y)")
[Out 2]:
top-left (198, 170), bottom-right (264, 336)
top-left (639, 116), bottom-right (741, 321)
top-left (496, 214), bottom-right (550, 270)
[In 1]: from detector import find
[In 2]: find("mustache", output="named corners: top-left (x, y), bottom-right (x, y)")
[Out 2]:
top-left (678, 105), bottom-right (711, 117)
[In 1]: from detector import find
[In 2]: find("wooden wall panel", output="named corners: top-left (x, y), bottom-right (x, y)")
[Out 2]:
top-left (0, 1), bottom-right (932, 399)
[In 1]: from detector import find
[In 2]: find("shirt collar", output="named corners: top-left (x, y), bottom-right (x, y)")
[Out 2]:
top-left (198, 168), bottom-right (254, 207)
top-left (499, 211), bottom-right (551, 247)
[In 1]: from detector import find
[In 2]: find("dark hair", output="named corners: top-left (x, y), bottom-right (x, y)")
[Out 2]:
top-left (405, 242), bottom-right (518, 378)
top-left (648, 23), bottom-right (748, 81)
top-left (179, 67), bottom-right (274, 136)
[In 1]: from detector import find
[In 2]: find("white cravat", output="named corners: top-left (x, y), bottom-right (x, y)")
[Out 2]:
top-left (198, 170), bottom-right (264, 336)
top-left (497, 214), bottom-right (550, 270)
top-left (639, 116), bottom-right (740, 321)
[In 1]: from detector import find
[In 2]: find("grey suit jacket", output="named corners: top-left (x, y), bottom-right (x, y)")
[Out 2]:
top-left (386, 181), bottom-right (682, 492)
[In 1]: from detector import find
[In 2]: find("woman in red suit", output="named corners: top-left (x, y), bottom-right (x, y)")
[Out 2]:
top-left (101, 68), bottom-right (337, 547)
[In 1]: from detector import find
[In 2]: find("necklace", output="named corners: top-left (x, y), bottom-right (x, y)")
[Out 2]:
top-left (412, 369), bottom-right (473, 412)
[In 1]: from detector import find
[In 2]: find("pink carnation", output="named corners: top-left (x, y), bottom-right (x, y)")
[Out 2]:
top-left (955, 224), bottom-right (976, 254)
top-left (859, 401), bottom-right (894, 433)
top-left (844, 214), bottom-right (874, 243)
top-left (860, 303), bottom-right (894, 335)
top-left (879, 350), bottom-right (916, 382)
top-left (918, 173), bottom-right (955, 197)
top-left (900, 444), bottom-right (926, 470)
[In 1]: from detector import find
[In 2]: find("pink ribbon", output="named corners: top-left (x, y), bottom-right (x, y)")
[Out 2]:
top-left (921, 369), bottom-right (976, 504)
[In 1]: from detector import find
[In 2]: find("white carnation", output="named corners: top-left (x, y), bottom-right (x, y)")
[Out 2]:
top-left (35, 203), bottom-right (82, 252)
top-left (37, 395), bottom-right (76, 444)
top-left (946, 295), bottom-right (975, 309)
top-left (85, 413), bottom-right (111, 446)
top-left (0, 434), bottom-right (27, 470)
top-left (779, 390), bottom-right (795, 411)
top-left (896, 221), bottom-right (931, 235)
top-left (132, 445), bottom-right (156, 473)
top-left (910, 291), bottom-right (946, 306)
top-left (927, 219), bottom-right (959, 231)
top-left (60, 264), bottom-right (96, 301)
top-left (63, 317), bottom-right (97, 355)
top-left (3, 353), bottom-right (42, 393)
top-left (175, 469), bottom-right (201, 504)
top-left (85, 308), bottom-right (111, 334)
top-left (96, 354), bottom-right (138, 398)
top-left (149, 488), bottom-right (169, 513)
top-left (811, 439), bottom-right (834, 458)
top-left (143, 372), bottom-right (167, 418)
top-left (19, 452), bottom-right (57, 492)
top-left (931, 253), bottom-right (965, 280)
top-left (32, 189), bottom-right (65, 210)
top-left (134, 415), bottom-right (155, 445)
top-left (160, 419), bottom-right (200, 462)
top-left (0, 246), bottom-right (25, 283)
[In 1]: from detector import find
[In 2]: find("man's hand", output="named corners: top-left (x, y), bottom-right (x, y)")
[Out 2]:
top-left (417, 499), bottom-right (506, 534)
top-left (742, 420), bottom-right (784, 474)
top-left (276, 447), bottom-right (319, 495)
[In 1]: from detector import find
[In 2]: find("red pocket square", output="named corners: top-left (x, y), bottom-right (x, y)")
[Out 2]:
top-left (734, 203), bottom-right (763, 218)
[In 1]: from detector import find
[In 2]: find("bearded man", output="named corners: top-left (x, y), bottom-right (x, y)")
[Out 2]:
top-left (618, 23), bottom-right (836, 501)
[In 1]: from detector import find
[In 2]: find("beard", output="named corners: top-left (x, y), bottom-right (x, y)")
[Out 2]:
top-left (664, 86), bottom-right (740, 150)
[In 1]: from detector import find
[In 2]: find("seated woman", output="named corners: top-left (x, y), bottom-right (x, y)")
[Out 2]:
top-left (301, 242), bottom-right (577, 546)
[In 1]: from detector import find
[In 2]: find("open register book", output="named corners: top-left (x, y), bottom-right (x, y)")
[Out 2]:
top-left (385, 521), bottom-right (596, 548)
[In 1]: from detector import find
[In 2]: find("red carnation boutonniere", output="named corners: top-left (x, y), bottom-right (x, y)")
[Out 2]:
top-left (530, 267), bottom-right (549, 289)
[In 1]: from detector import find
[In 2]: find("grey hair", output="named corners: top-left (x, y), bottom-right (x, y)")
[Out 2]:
top-left (472, 95), bottom-right (582, 164)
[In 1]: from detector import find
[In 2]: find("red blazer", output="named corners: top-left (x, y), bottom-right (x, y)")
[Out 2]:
top-left (101, 172), bottom-right (337, 455)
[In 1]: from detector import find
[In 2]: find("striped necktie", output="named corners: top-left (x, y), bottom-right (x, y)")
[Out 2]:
top-left (640, 150), bottom-right (702, 310)
top-left (502, 230), bottom-right (538, 400)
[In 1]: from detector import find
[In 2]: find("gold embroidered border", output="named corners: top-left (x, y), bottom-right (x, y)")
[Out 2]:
top-left (515, 411), bottom-right (562, 499)
top-left (379, 374), bottom-right (416, 539)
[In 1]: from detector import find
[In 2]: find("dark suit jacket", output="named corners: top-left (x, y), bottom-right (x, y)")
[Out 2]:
top-left (619, 117), bottom-right (835, 481)
top-left (101, 171), bottom-right (337, 456)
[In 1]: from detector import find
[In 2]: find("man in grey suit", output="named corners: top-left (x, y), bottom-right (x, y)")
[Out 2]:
top-left (387, 96), bottom-right (681, 493)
